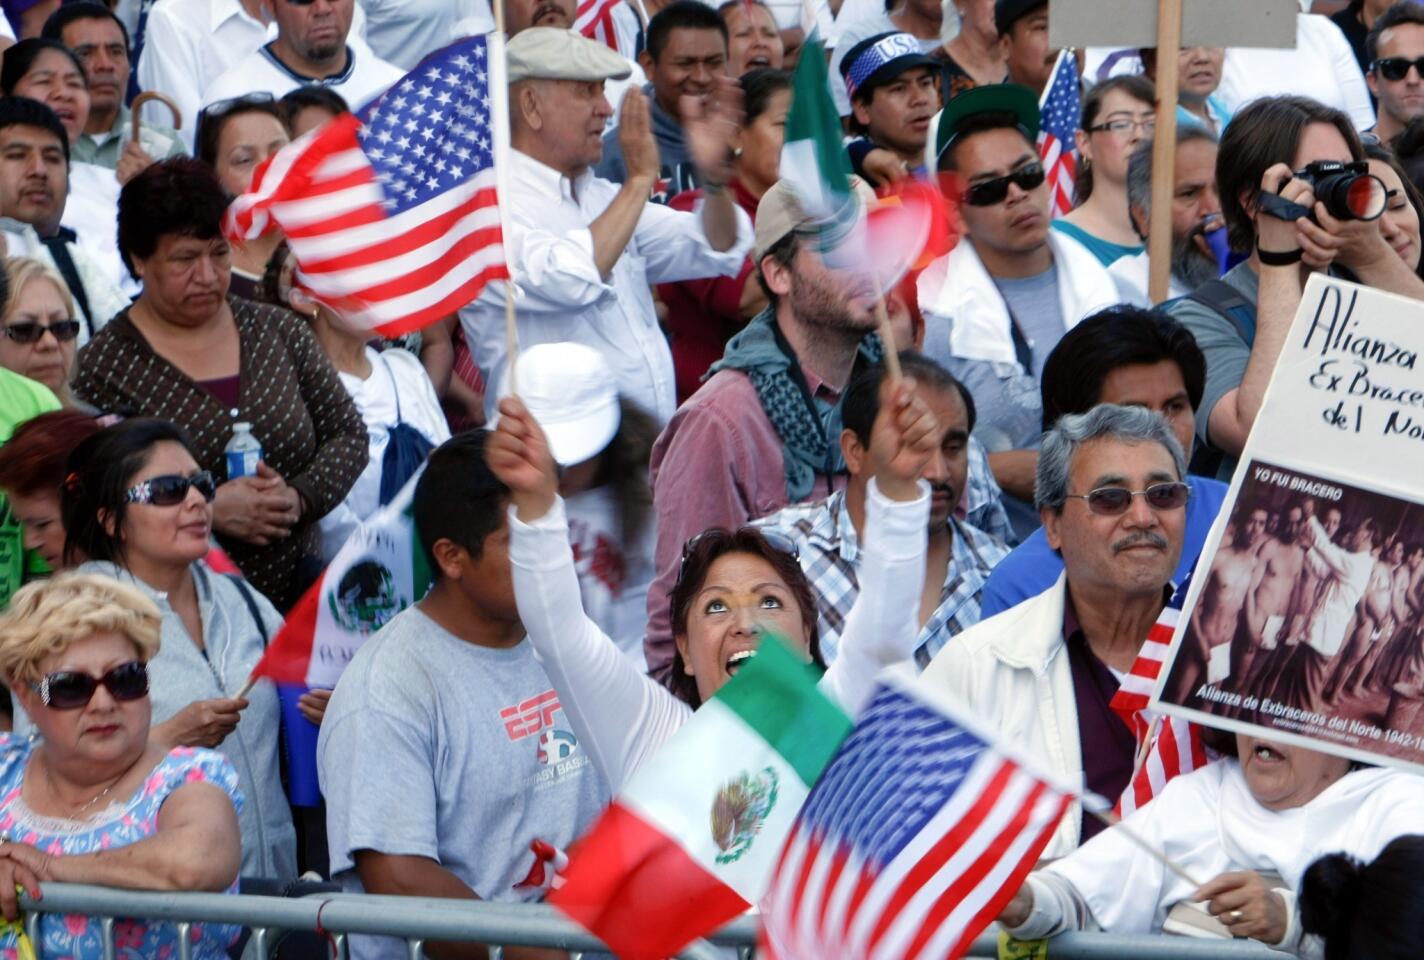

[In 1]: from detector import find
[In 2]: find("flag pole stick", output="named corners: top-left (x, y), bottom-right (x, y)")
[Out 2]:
top-left (1147, 0), bottom-right (1183, 303)
top-left (870, 273), bottom-right (902, 381)
top-left (492, 0), bottom-right (518, 395)
top-left (1086, 803), bottom-right (1205, 889)
top-left (234, 674), bottom-right (258, 700)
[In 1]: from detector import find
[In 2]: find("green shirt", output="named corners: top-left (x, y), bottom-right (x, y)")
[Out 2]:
top-left (0, 369), bottom-right (61, 608)
top-left (1050, 219), bottom-right (1144, 268)
top-left (71, 105), bottom-right (186, 170)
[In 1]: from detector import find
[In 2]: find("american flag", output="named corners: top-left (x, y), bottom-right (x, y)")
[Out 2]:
top-left (1037, 49), bottom-right (1080, 217)
top-left (576, 0), bottom-right (628, 54)
top-left (225, 35), bottom-right (509, 336)
top-left (761, 671), bottom-right (1074, 960)
top-left (1109, 576), bottom-right (1208, 816)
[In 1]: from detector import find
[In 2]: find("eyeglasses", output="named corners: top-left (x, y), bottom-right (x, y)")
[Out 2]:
top-left (2, 319), bottom-right (81, 344)
top-left (124, 471), bottom-right (217, 506)
top-left (1087, 116), bottom-right (1157, 136)
top-left (1063, 481), bottom-right (1191, 516)
top-left (32, 660), bottom-right (148, 710)
top-left (1373, 57), bottom-right (1424, 82)
top-left (960, 163), bottom-right (1046, 207)
top-left (676, 527), bottom-right (800, 587)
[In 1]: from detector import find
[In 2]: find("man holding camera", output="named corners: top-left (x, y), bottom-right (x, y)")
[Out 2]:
top-left (1164, 95), bottom-right (1424, 482)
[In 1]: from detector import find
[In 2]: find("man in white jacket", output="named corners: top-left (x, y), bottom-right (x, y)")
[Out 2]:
top-left (918, 84), bottom-right (1118, 538)
top-left (920, 404), bottom-right (1188, 857)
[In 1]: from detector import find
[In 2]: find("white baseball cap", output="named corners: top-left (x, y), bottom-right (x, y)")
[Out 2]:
top-left (496, 342), bottom-right (621, 467)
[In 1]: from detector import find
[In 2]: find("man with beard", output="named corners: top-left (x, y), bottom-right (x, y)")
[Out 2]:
top-left (918, 84), bottom-right (1118, 538)
top-left (202, 0), bottom-right (403, 113)
top-left (1110, 128), bottom-right (1224, 306)
top-left (755, 352), bottom-right (1008, 667)
top-left (642, 180), bottom-right (889, 682)
top-left (459, 28), bottom-right (749, 425)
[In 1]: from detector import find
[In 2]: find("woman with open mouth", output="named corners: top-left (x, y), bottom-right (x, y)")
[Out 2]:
top-left (997, 728), bottom-right (1424, 953)
top-left (489, 374), bottom-right (939, 791)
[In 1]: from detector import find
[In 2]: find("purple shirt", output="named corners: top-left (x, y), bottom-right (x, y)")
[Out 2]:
top-left (1063, 597), bottom-right (1137, 842)
top-left (644, 367), bottom-right (847, 681)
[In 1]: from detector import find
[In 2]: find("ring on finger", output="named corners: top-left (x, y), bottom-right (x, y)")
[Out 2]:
top-left (1227, 909), bottom-right (1244, 924)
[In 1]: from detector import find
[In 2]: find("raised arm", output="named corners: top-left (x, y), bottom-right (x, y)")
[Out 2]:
top-left (489, 397), bottom-right (691, 790)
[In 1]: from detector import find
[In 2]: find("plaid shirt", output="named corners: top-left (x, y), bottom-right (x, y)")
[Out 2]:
top-left (755, 490), bottom-right (1009, 669)
top-left (963, 436), bottom-right (1014, 546)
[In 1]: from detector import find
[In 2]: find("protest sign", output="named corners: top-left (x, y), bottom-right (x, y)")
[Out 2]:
top-left (1048, 0), bottom-right (1296, 50)
top-left (1153, 275), bottom-right (1424, 772)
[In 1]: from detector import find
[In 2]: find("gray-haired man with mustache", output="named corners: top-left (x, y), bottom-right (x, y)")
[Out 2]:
top-left (922, 404), bottom-right (1189, 856)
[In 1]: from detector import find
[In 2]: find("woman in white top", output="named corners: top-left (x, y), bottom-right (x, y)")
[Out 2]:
top-left (998, 730), bottom-right (1424, 958)
top-left (488, 375), bottom-right (939, 791)
top-left (258, 250), bottom-right (449, 561)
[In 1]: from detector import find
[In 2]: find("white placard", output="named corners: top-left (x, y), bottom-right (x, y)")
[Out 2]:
top-left (1049, 0), bottom-right (1297, 51)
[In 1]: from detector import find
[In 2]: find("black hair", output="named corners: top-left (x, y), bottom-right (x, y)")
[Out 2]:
top-left (40, 2), bottom-right (130, 55)
top-left (1040, 306), bottom-right (1206, 431)
top-left (277, 84), bottom-right (350, 130)
top-left (412, 431), bottom-right (509, 577)
top-left (0, 95), bottom-right (68, 163)
top-left (1076, 74), bottom-right (1156, 201)
top-left (0, 38), bottom-right (86, 98)
top-left (117, 158), bottom-right (230, 276)
top-left (646, 0), bottom-right (728, 62)
top-left (937, 108), bottom-right (1034, 172)
top-left (197, 97), bottom-right (285, 168)
top-left (741, 66), bottom-right (789, 123)
top-left (754, 228), bottom-right (800, 307)
top-left (1300, 836), bottom-right (1424, 960)
top-left (1366, 1), bottom-right (1424, 65)
top-left (1217, 96), bottom-right (1363, 253)
top-left (1364, 140), bottom-right (1424, 278)
top-left (60, 418), bottom-right (196, 566)
top-left (842, 351), bottom-right (977, 448)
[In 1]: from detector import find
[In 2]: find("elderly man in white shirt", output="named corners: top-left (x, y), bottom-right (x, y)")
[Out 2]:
top-left (460, 27), bottom-right (752, 425)
top-left (202, 0), bottom-right (399, 115)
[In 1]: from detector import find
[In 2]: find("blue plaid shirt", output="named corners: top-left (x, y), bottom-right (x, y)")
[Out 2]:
top-left (755, 489), bottom-right (1009, 669)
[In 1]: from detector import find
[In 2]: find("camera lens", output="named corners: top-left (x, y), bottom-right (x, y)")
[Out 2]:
top-left (1315, 171), bottom-right (1386, 222)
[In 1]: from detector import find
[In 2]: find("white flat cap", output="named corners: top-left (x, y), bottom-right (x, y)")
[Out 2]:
top-left (507, 27), bottom-right (633, 84)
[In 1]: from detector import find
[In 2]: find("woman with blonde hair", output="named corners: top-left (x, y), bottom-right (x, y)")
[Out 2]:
top-left (0, 257), bottom-right (80, 404)
top-left (0, 573), bottom-right (243, 957)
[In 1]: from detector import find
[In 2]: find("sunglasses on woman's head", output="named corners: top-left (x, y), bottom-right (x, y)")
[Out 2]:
top-left (2, 319), bottom-right (82, 344)
top-left (1063, 481), bottom-right (1191, 517)
top-left (676, 527), bottom-right (800, 587)
top-left (32, 660), bottom-right (148, 710)
top-left (960, 162), bottom-right (1047, 207)
top-left (124, 471), bottom-right (217, 506)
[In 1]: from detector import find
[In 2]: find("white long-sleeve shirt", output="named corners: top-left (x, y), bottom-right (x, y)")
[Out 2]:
top-left (459, 149), bottom-right (753, 425)
top-left (508, 477), bottom-right (929, 792)
top-left (1217, 14), bottom-right (1375, 132)
top-left (1005, 760), bottom-right (1424, 959)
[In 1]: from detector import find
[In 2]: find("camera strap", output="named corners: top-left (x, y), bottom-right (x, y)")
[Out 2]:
top-left (1255, 191), bottom-right (1313, 222)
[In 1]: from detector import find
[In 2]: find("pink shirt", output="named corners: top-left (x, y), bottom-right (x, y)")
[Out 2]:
top-left (644, 367), bottom-right (847, 681)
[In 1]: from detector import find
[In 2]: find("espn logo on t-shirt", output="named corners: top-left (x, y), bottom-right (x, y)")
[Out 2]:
top-left (500, 690), bottom-right (562, 741)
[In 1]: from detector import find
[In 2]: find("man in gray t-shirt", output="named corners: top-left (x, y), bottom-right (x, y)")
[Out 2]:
top-left (318, 433), bottom-right (609, 960)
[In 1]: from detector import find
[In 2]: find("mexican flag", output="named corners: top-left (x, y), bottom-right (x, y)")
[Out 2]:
top-left (551, 638), bottom-right (852, 960)
top-left (244, 468), bottom-right (431, 691)
top-left (780, 31), bottom-right (856, 229)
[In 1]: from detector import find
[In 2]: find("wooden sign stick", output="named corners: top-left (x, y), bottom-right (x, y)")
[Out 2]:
top-left (1147, 0), bottom-right (1184, 304)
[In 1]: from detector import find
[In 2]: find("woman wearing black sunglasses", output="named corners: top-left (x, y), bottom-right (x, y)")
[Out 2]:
top-left (0, 257), bottom-right (80, 405)
top-left (0, 573), bottom-right (244, 956)
top-left (488, 376), bottom-right (941, 793)
top-left (55, 418), bottom-right (298, 883)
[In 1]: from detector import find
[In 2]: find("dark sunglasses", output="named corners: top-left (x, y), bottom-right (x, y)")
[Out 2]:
top-left (676, 527), bottom-right (800, 588)
top-left (3, 319), bottom-right (81, 344)
top-left (1064, 481), bottom-right (1191, 516)
top-left (1373, 57), bottom-right (1424, 82)
top-left (961, 163), bottom-right (1046, 207)
top-left (124, 471), bottom-right (217, 506)
top-left (32, 660), bottom-right (148, 710)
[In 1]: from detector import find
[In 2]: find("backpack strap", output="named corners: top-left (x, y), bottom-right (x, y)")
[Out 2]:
top-left (39, 237), bottom-right (95, 339)
top-left (226, 573), bottom-right (270, 648)
top-left (1183, 279), bottom-right (1257, 346)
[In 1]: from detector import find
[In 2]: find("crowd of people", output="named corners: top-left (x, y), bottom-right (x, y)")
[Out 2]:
top-left (0, 0), bottom-right (1417, 956)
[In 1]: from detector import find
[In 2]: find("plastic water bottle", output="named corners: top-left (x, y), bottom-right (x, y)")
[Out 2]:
top-left (225, 422), bottom-right (262, 480)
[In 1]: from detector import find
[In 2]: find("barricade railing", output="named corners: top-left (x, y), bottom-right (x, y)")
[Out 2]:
top-left (17, 883), bottom-right (1281, 959)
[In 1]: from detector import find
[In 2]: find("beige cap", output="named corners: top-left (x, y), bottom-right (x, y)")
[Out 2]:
top-left (753, 180), bottom-right (811, 263)
top-left (507, 27), bottom-right (633, 84)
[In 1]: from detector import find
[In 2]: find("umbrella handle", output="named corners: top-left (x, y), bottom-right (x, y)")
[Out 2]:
top-left (129, 91), bottom-right (183, 143)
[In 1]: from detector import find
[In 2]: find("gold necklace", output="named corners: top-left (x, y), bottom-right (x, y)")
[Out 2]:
top-left (40, 753), bottom-right (129, 819)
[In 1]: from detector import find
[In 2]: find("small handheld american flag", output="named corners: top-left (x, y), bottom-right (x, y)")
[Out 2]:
top-left (1037, 50), bottom-right (1081, 217)
top-left (761, 667), bottom-right (1077, 960)
top-left (576, 0), bottom-right (629, 54)
top-left (1109, 576), bottom-right (1208, 816)
top-left (225, 34), bottom-right (511, 337)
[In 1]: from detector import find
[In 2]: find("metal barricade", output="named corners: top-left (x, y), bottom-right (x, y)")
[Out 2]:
top-left (16, 884), bottom-right (1281, 959)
